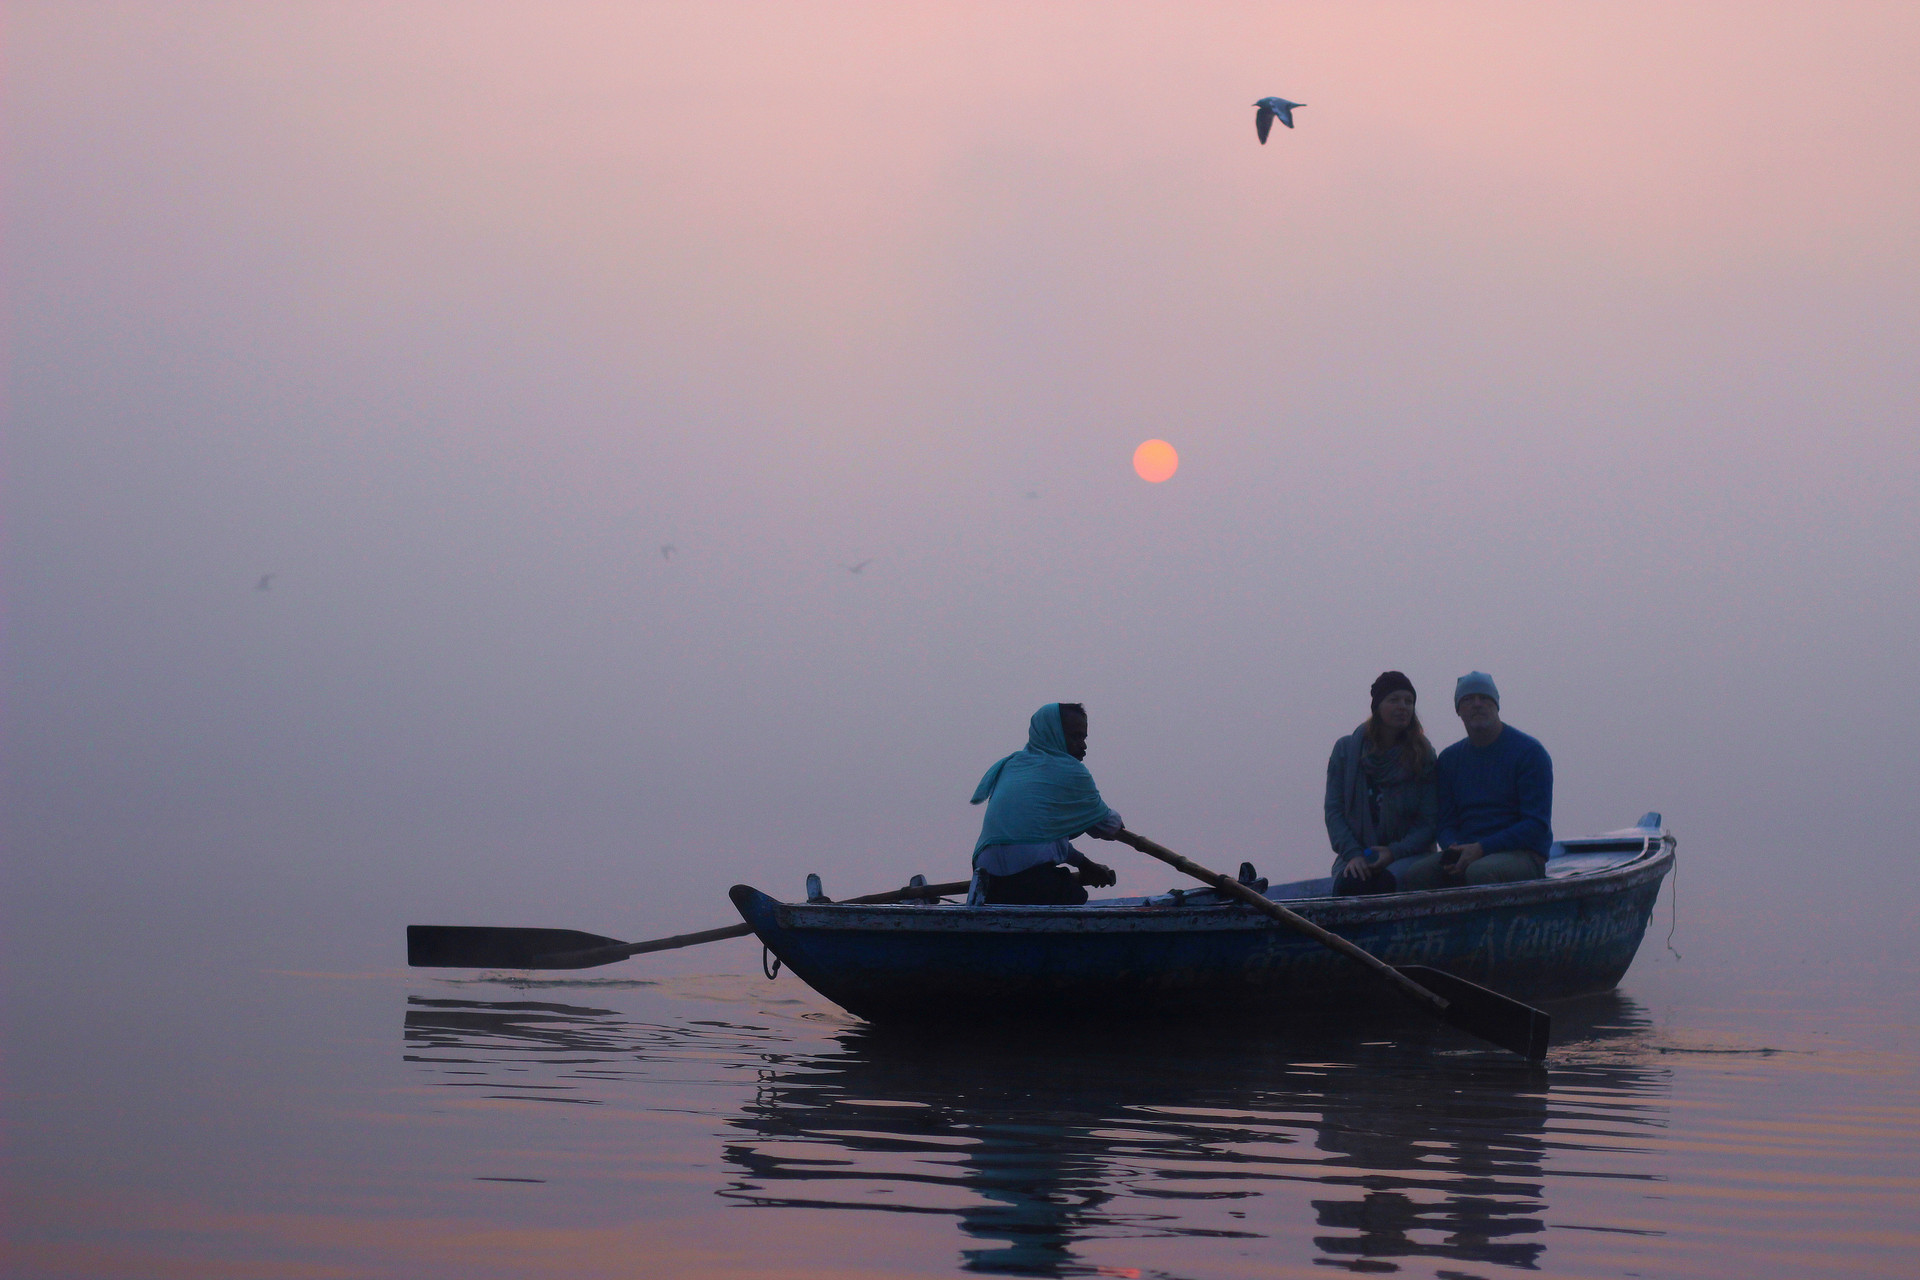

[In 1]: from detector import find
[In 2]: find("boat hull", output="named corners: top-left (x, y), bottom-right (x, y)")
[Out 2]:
top-left (730, 839), bottom-right (1673, 1023)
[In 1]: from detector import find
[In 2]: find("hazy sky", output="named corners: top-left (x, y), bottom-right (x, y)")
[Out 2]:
top-left (6, 2), bottom-right (1918, 962)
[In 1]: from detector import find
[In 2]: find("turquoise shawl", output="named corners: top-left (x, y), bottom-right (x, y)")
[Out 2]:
top-left (970, 704), bottom-right (1119, 859)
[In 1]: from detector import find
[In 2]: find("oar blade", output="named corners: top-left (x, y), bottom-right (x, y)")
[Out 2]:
top-left (1396, 964), bottom-right (1551, 1062)
top-left (407, 925), bottom-right (629, 970)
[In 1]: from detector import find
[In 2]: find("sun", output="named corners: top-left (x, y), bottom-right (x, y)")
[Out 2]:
top-left (1132, 439), bottom-right (1179, 483)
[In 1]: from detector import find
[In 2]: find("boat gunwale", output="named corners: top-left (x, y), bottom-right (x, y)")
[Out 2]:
top-left (766, 837), bottom-right (1674, 936)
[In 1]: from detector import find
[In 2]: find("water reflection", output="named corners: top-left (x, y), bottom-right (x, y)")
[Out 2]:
top-left (721, 1000), bottom-right (1666, 1277)
top-left (405, 998), bottom-right (639, 1103)
top-left (402, 995), bottom-right (808, 1103)
top-left (1305, 1074), bottom-right (1548, 1272)
top-left (402, 993), bottom-right (1671, 1276)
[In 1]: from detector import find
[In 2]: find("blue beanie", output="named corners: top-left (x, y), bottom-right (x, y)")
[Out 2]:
top-left (1454, 671), bottom-right (1500, 708)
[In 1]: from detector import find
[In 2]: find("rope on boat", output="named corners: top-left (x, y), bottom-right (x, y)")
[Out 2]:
top-left (762, 945), bottom-right (782, 980)
top-left (1663, 835), bottom-right (1682, 960)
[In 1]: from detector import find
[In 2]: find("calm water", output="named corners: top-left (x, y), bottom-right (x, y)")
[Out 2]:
top-left (7, 887), bottom-right (1917, 1280)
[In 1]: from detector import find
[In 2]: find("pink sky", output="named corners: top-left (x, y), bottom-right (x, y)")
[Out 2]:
top-left (8, 2), bottom-right (1918, 934)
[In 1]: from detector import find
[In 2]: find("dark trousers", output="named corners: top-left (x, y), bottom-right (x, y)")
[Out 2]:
top-left (981, 863), bottom-right (1087, 906)
top-left (1394, 849), bottom-right (1545, 889)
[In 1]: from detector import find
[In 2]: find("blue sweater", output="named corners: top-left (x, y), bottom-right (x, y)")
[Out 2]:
top-left (1435, 726), bottom-right (1553, 856)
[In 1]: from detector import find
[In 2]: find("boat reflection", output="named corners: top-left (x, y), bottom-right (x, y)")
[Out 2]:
top-left (719, 997), bottom-right (1668, 1276)
top-left (401, 992), bottom-right (1670, 1276)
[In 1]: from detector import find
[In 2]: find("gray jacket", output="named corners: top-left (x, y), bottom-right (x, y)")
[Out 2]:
top-left (1323, 727), bottom-right (1438, 863)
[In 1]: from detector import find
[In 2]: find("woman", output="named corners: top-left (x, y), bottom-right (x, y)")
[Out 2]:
top-left (1324, 671), bottom-right (1437, 895)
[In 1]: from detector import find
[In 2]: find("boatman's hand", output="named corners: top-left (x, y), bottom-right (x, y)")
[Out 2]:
top-left (1078, 861), bottom-right (1118, 888)
top-left (1442, 843), bottom-right (1485, 875)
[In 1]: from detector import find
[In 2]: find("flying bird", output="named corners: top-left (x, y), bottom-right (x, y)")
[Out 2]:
top-left (1254, 96), bottom-right (1303, 143)
top-left (255, 574), bottom-right (274, 591)
top-left (660, 544), bottom-right (676, 560)
top-left (845, 559), bottom-right (873, 575)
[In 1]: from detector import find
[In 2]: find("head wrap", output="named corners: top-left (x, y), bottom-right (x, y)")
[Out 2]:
top-left (969, 704), bottom-right (1119, 859)
top-left (1369, 671), bottom-right (1415, 713)
top-left (1453, 671), bottom-right (1500, 708)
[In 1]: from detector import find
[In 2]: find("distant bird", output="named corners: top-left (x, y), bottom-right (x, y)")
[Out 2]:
top-left (660, 544), bottom-right (676, 560)
top-left (1254, 96), bottom-right (1303, 143)
top-left (845, 559), bottom-right (873, 575)
top-left (255, 574), bottom-right (274, 591)
top-left (1025, 491), bottom-right (1040, 500)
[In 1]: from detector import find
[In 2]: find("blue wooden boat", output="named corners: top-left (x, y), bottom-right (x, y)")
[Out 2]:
top-left (730, 815), bottom-right (1676, 1022)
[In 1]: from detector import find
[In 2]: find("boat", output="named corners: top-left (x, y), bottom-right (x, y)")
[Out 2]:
top-left (729, 814), bottom-right (1676, 1022)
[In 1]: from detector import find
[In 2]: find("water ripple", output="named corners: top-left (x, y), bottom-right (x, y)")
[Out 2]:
top-left (402, 991), bottom-right (1767, 1276)
top-left (401, 983), bottom-right (1920, 1278)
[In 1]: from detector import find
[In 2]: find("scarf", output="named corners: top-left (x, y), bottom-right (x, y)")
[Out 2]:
top-left (969, 704), bottom-right (1118, 859)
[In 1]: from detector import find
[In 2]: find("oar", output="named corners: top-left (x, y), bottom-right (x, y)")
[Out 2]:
top-left (407, 877), bottom-right (971, 971)
top-left (1112, 829), bottom-right (1550, 1061)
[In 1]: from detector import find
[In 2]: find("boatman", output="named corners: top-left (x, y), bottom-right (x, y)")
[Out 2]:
top-left (968, 703), bottom-right (1123, 905)
top-left (1395, 672), bottom-right (1553, 889)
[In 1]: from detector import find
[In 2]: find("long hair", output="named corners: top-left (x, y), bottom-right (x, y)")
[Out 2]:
top-left (1365, 709), bottom-right (1434, 778)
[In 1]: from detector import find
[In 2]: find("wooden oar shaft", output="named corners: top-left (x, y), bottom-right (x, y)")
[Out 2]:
top-left (617, 922), bottom-right (752, 957)
top-left (1115, 829), bottom-right (1448, 1014)
top-left (538, 877), bottom-right (975, 967)
top-left (842, 878), bottom-right (973, 906)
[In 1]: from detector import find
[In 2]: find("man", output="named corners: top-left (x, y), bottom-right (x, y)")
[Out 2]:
top-left (1395, 672), bottom-right (1552, 889)
top-left (968, 702), bottom-right (1123, 905)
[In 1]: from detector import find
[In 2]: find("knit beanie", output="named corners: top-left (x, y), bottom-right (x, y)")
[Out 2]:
top-left (1454, 671), bottom-right (1500, 708)
top-left (1369, 670), bottom-right (1416, 713)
